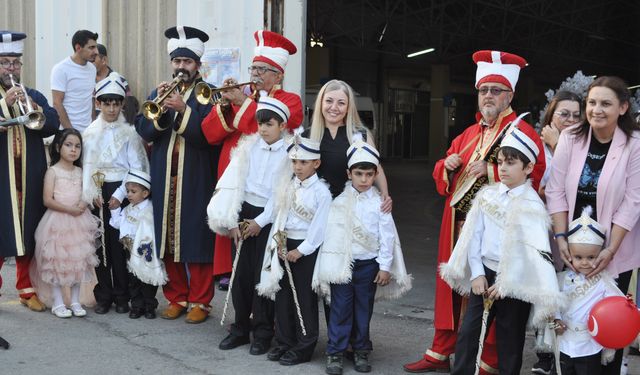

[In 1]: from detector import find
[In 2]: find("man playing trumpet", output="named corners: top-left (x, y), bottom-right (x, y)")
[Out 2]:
top-left (135, 26), bottom-right (219, 324)
top-left (403, 50), bottom-right (545, 374)
top-left (0, 30), bottom-right (59, 313)
top-left (201, 30), bottom-right (303, 288)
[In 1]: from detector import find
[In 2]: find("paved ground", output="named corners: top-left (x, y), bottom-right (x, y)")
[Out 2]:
top-left (1, 160), bottom-right (638, 374)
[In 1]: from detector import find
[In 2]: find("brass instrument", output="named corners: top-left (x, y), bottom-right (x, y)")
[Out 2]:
top-left (1, 74), bottom-right (45, 130)
top-left (449, 112), bottom-right (530, 213)
top-left (195, 80), bottom-right (258, 106)
top-left (142, 72), bottom-right (184, 121)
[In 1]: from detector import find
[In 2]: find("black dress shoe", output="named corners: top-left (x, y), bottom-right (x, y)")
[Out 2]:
top-left (267, 346), bottom-right (288, 361)
top-left (219, 334), bottom-right (250, 350)
top-left (115, 304), bottom-right (130, 314)
top-left (144, 310), bottom-right (156, 319)
top-left (129, 309), bottom-right (144, 319)
top-left (94, 304), bottom-right (110, 314)
top-left (278, 350), bottom-right (307, 366)
top-left (249, 338), bottom-right (271, 355)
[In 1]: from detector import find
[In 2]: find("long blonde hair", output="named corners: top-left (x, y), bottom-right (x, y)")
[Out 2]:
top-left (309, 79), bottom-right (365, 144)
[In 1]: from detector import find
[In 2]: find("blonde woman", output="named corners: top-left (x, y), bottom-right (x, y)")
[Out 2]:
top-left (305, 79), bottom-right (392, 211)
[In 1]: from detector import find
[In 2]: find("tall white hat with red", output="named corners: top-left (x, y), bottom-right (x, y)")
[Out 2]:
top-left (473, 50), bottom-right (527, 90)
top-left (253, 30), bottom-right (297, 73)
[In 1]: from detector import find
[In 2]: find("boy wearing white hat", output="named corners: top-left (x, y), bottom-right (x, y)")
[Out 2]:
top-left (82, 72), bottom-right (149, 315)
top-left (109, 170), bottom-right (166, 319)
top-left (440, 128), bottom-right (563, 374)
top-left (208, 96), bottom-right (292, 355)
top-left (253, 134), bottom-right (332, 366)
top-left (313, 141), bottom-right (411, 375)
top-left (553, 206), bottom-right (622, 373)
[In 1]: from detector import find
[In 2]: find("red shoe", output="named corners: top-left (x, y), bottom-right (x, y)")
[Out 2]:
top-left (403, 356), bottom-right (450, 373)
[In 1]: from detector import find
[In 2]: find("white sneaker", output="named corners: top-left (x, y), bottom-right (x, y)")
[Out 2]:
top-left (51, 305), bottom-right (72, 318)
top-left (70, 303), bottom-right (87, 317)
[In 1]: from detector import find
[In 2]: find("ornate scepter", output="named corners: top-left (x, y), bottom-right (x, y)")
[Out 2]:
top-left (91, 171), bottom-right (107, 266)
top-left (273, 230), bottom-right (307, 336)
top-left (220, 220), bottom-right (249, 326)
top-left (474, 296), bottom-right (494, 375)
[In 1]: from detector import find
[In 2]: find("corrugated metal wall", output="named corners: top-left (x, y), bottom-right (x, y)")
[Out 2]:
top-left (0, 0), bottom-right (37, 88)
top-left (101, 0), bottom-right (177, 102)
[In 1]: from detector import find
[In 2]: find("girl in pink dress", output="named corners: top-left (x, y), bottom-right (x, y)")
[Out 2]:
top-left (33, 128), bottom-right (99, 318)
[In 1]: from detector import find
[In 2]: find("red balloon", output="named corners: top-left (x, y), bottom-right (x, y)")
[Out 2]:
top-left (588, 296), bottom-right (640, 349)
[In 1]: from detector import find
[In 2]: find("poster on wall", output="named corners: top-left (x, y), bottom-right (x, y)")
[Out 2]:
top-left (200, 48), bottom-right (241, 87)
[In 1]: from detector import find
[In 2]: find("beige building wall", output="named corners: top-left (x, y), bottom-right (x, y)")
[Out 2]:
top-left (0, 0), bottom-right (36, 88)
top-left (101, 0), bottom-right (177, 102)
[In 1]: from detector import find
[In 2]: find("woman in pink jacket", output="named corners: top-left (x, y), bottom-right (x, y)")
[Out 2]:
top-left (546, 76), bottom-right (640, 374)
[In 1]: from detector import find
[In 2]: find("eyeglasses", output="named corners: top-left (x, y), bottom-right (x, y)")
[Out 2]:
top-left (248, 65), bottom-right (280, 75)
top-left (478, 87), bottom-right (511, 96)
top-left (0, 60), bottom-right (23, 69)
top-left (554, 110), bottom-right (581, 120)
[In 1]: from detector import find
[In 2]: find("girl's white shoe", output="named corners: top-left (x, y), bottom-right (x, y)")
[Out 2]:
top-left (70, 303), bottom-right (87, 317)
top-left (51, 305), bottom-right (72, 318)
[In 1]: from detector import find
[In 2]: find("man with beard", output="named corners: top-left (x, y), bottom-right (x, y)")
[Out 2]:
top-left (403, 50), bottom-right (546, 374)
top-left (136, 26), bottom-right (219, 324)
top-left (51, 30), bottom-right (99, 132)
top-left (0, 30), bottom-right (59, 313)
top-left (200, 30), bottom-right (303, 291)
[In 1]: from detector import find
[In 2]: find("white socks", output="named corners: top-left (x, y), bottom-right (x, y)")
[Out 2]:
top-left (52, 285), bottom-right (65, 308)
top-left (70, 283), bottom-right (81, 305)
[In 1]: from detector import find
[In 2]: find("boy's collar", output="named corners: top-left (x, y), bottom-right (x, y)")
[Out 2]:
top-left (348, 183), bottom-right (374, 197)
top-left (498, 181), bottom-right (527, 197)
top-left (259, 137), bottom-right (284, 150)
top-left (130, 198), bottom-right (150, 209)
top-left (294, 173), bottom-right (318, 188)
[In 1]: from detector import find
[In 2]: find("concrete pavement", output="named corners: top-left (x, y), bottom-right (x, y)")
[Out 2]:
top-left (1, 160), bottom-right (637, 374)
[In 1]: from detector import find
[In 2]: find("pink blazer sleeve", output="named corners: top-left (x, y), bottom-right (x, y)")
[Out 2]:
top-left (545, 130), bottom-right (572, 215)
top-left (611, 135), bottom-right (640, 230)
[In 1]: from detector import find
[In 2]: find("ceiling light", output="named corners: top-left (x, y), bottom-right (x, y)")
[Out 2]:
top-left (407, 48), bottom-right (435, 58)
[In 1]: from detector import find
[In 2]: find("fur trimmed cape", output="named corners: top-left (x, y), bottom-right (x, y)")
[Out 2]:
top-left (206, 133), bottom-right (290, 235)
top-left (82, 113), bottom-right (149, 207)
top-left (439, 182), bottom-right (565, 329)
top-left (311, 183), bottom-right (412, 303)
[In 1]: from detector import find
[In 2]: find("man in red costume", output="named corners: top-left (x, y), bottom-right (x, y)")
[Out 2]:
top-left (403, 50), bottom-right (546, 373)
top-left (201, 30), bottom-right (303, 281)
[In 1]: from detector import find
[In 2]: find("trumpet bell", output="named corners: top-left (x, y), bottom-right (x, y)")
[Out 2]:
top-left (142, 100), bottom-right (163, 121)
top-left (195, 82), bottom-right (212, 105)
top-left (25, 111), bottom-right (45, 130)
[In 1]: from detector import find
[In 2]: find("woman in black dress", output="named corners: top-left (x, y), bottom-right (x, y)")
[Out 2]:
top-left (304, 79), bottom-right (392, 210)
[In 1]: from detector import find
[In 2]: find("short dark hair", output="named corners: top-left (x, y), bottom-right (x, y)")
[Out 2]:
top-left (256, 108), bottom-right (285, 125)
top-left (71, 30), bottom-right (98, 50)
top-left (498, 146), bottom-right (532, 168)
top-left (349, 161), bottom-right (378, 172)
top-left (96, 43), bottom-right (107, 56)
top-left (96, 94), bottom-right (124, 103)
top-left (50, 128), bottom-right (83, 167)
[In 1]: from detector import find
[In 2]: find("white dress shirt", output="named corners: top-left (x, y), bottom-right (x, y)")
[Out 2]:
top-left (244, 138), bottom-right (287, 227)
top-left (468, 182), bottom-right (528, 280)
top-left (109, 199), bottom-right (151, 240)
top-left (557, 271), bottom-right (621, 358)
top-left (283, 174), bottom-right (332, 255)
top-left (348, 185), bottom-right (395, 271)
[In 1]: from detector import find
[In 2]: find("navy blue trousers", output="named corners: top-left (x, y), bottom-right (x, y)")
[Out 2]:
top-left (327, 258), bottom-right (379, 355)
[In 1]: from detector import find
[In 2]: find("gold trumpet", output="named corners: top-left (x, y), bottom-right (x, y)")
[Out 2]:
top-left (194, 80), bottom-right (258, 106)
top-left (0, 74), bottom-right (45, 130)
top-left (142, 72), bottom-right (184, 121)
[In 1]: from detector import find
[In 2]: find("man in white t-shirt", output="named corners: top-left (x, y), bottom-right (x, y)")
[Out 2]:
top-left (51, 29), bottom-right (99, 132)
